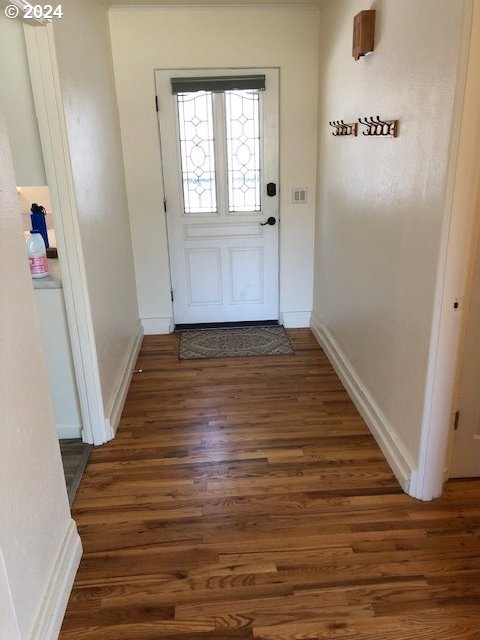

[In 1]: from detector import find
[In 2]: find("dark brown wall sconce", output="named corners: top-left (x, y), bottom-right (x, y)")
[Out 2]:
top-left (353, 10), bottom-right (376, 60)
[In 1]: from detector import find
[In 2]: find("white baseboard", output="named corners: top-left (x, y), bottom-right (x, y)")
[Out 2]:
top-left (0, 548), bottom-right (21, 639)
top-left (105, 321), bottom-right (144, 436)
top-left (57, 424), bottom-right (82, 439)
top-left (280, 310), bottom-right (312, 328)
top-left (141, 316), bottom-right (173, 335)
top-left (310, 312), bottom-right (415, 493)
top-left (30, 520), bottom-right (82, 640)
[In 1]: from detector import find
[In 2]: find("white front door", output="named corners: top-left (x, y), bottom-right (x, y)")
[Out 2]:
top-left (450, 234), bottom-right (480, 477)
top-left (155, 68), bottom-right (279, 325)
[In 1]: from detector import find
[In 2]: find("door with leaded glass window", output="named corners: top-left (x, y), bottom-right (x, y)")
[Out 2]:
top-left (155, 69), bottom-right (279, 325)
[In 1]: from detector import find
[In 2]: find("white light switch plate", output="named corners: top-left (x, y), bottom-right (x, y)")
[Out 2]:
top-left (292, 187), bottom-right (308, 204)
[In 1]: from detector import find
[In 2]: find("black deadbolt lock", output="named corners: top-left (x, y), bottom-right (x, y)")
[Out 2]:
top-left (266, 182), bottom-right (277, 197)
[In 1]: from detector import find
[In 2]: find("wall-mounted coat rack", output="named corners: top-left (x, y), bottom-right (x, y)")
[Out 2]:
top-left (358, 116), bottom-right (398, 137)
top-left (329, 120), bottom-right (358, 136)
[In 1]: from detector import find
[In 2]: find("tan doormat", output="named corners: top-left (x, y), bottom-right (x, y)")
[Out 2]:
top-left (178, 326), bottom-right (294, 360)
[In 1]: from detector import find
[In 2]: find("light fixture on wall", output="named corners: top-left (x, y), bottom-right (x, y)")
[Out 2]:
top-left (352, 10), bottom-right (376, 60)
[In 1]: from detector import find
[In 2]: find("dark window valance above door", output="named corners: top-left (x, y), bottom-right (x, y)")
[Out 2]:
top-left (171, 75), bottom-right (266, 94)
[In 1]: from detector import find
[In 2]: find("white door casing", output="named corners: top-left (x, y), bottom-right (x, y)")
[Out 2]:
top-left (25, 24), bottom-right (109, 444)
top-left (155, 68), bottom-right (279, 325)
top-left (450, 227), bottom-right (480, 477)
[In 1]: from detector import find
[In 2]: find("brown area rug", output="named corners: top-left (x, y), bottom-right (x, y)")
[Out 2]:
top-left (178, 326), bottom-right (294, 360)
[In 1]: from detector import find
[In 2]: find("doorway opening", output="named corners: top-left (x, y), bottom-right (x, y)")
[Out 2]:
top-left (0, 16), bottom-right (92, 502)
top-left (0, 18), bottom-right (108, 501)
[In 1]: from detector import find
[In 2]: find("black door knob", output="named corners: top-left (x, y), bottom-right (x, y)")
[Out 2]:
top-left (260, 216), bottom-right (276, 226)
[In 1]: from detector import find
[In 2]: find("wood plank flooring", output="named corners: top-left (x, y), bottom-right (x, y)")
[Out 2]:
top-left (59, 439), bottom-right (92, 506)
top-left (60, 329), bottom-right (480, 639)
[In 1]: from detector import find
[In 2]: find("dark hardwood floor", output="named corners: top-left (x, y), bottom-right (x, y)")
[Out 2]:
top-left (60, 329), bottom-right (480, 639)
top-left (59, 439), bottom-right (92, 506)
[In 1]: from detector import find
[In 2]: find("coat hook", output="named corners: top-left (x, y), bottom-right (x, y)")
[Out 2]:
top-left (329, 119), bottom-right (358, 137)
top-left (358, 115), bottom-right (398, 137)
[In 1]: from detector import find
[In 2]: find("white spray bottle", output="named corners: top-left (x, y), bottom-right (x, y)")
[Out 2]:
top-left (26, 230), bottom-right (49, 278)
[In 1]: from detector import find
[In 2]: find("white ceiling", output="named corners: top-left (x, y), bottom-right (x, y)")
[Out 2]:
top-left (107, 0), bottom-right (328, 7)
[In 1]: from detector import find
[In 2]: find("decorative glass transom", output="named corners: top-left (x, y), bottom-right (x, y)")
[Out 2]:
top-left (177, 91), bottom-right (217, 214)
top-left (225, 90), bottom-right (261, 212)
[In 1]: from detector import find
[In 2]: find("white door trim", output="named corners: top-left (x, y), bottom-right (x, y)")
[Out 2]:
top-left (409, 0), bottom-right (480, 500)
top-left (24, 24), bottom-right (110, 445)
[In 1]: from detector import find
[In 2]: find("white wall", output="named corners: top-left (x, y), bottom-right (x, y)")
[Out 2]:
top-left (51, 0), bottom-right (139, 409)
top-left (109, 6), bottom-right (320, 330)
top-left (0, 109), bottom-right (80, 638)
top-left (313, 0), bottom-right (466, 481)
top-left (0, 16), bottom-right (46, 186)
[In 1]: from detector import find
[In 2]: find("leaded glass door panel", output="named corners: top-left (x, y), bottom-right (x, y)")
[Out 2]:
top-left (155, 68), bottom-right (279, 324)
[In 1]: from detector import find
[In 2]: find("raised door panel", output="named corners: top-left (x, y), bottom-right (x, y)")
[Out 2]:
top-left (229, 247), bottom-right (263, 304)
top-left (185, 248), bottom-right (222, 305)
